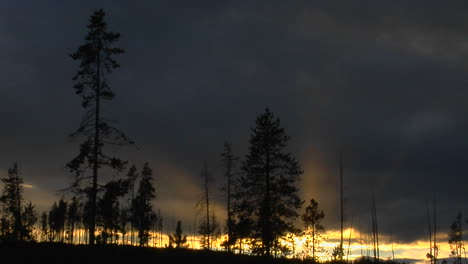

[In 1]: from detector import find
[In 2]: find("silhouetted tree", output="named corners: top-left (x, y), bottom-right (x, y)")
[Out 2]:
top-left (232, 177), bottom-right (254, 254)
top-left (449, 213), bottom-right (463, 264)
top-left (199, 211), bottom-right (221, 250)
top-left (433, 197), bottom-right (438, 264)
top-left (426, 200), bottom-right (435, 264)
top-left (234, 108), bottom-right (303, 256)
top-left (0, 162), bottom-right (30, 241)
top-left (231, 206), bottom-right (253, 254)
top-left (47, 203), bottom-right (56, 241)
top-left (210, 213), bottom-right (222, 248)
top-left (0, 205), bottom-right (8, 239)
top-left (197, 161), bottom-right (214, 249)
top-left (22, 202), bottom-right (37, 241)
top-left (131, 163), bottom-right (156, 246)
top-left (126, 165), bottom-right (138, 245)
top-left (57, 199), bottom-right (68, 242)
top-left (119, 207), bottom-right (129, 244)
top-left (332, 245), bottom-right (344, 261)
top-left (169, 220), bottom-right (188, 248)
top-left (40, 211), bottom-right (48, 242)
top-left (67, 8), bottom-right (131, 245)
top-left (97, 179), bottom-right (129, 244)
top-left (339, 152), bottom-right (344, 260)
top-left (48, 199), bottom-right (67, 242)
top-left (302, 198), bottom-right (325, 261)
top-left (76, 200), bottom-right (85, 244)
top-left (158, 210), bottom-right (163, 247)
top-left (67, 197), bottom-right (79, 244)
top-left (81, 191), bottom-right (93, 242)
top-left (371, 194), bottom-right (380, 260)
top-left (220, 141), bottom-right (238, 252)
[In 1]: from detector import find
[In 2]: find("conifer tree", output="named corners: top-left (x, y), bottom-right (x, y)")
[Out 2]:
top-left (97, 179), bottom-right (129, 243)
top-left (131, 163), bottom-right (156, 246)
top-left (0, 162), bottom-right (36, 241)
top-left (22, 202), bottom-right (37, 241)
top-left (67, 9), bottom-right (132, 245)
top-left (0, 163), bottom-right (23, 240)
top-left (234, 108), bottom-right (303, 256)
top-left (169, 220), bottom-right (188, 248)
top-left (302, 199), bottom-right (325, 260)
top-left (67, 197), bottom-right (79, 244)
top-left (40, 211), bottom-right (48, 242)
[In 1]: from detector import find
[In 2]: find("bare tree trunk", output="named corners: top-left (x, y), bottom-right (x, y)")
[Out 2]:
top-left (130, 180), bottom-right (136, 246)
top-left (89, 38), bottom-right (102, 246)
top-left (264, 147), bottom-right (271, 256)
top-left (340, 152), bottom-right (344, 260)
top-left (371, 194), bottom-right (378, 260)
top-left (347, 217), bottom-right (353, 262)
top-left (160, 214), bottom-right (163, 248)
top-left (203, 161), bottom-right (211, 250)
top-left (433, 196), bottom-right (438, 264)
top-left (427, 201), bottom-right (433, 264)
top-left (391, 231), bottom-right (395, 261)
top-left (312, 225), bottom-right (316, 261)
top-left (375, 200), bottom-right (380, 260)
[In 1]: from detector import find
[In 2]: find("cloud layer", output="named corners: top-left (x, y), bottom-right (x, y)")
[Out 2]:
top-left (0, 1), bottom-right (467, 244)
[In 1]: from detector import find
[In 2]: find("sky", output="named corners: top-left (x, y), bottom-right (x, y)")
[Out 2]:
top-left (0, 0), bottom-right (467, 260)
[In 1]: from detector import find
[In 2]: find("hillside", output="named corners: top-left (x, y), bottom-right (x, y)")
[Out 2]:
top-left (0, 242), bottom-right (307, 264)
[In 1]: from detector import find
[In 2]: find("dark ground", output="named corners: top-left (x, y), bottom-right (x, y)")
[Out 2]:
top-left (0, 242), bottom-right (403, 264)
top-left (0, 242), bottom-right (306, 264)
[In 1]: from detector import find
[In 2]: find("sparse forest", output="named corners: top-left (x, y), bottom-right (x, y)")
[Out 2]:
top-left (0, 7), bottom-right (467, 264)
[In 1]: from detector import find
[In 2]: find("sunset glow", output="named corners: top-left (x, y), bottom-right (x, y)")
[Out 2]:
top-left (41, 227), bottom-right (451, 264)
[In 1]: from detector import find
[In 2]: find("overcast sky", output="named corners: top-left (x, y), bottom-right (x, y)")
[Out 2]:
top-left (0, 0), bottom-right (467, 245)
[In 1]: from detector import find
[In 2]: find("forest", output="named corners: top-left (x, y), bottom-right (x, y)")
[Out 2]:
top-left (0, 8), bottom-right (467, 264)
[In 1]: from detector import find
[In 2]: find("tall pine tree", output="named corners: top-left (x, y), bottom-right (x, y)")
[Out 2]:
top-left (67, 9), bottom-right (132, 245)
top-left (235, 108), bottom-right (303, 256)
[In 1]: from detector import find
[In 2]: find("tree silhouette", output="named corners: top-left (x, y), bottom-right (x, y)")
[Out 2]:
top-left (220, 141), bottom-right (238, 252)
top-left (332, 245), bottom-right (344, 261)
top-left (22, 202), bottom-right (37, 242)
top-left (169, 220), bottom-right (188, 248)
top-left (0, 162), bottom-right (37, 241)
top-left (40, 211), bottom-right (48, 242)
top-left (302, 199), bottom-right (325, 261)
top-left (67, 8), bottom-right (131, 245)
top-left (199, 211), bottom-right (221, 250)
top-left (131, 163), bottom-right (156, 246)
top-left (231, 203), bottom-right (253, 254)
top-left (48, 199), bottom-right (67, 242)
top-left (197, 161), bottom-right (215, 250)
top-left (67, 197), bottom-right (79, 244)
top-left (97, 179), bottom-right (129, 244)
top-left (119, 207), bottom-right (129, 245)
top-left (126, 165), bottom-right (138, 245)
top-left (234, 108), bottom-right (303, 256)
top-left (448, 213), bottom-right (463, 264)
top-left (0, 162), bottom-right (23, 240)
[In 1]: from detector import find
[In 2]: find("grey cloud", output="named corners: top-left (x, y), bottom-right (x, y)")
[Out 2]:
top-left (0, 0), bottom-right (467, 243)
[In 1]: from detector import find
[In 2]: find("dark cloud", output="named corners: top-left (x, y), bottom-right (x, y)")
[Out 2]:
top-left (0, 0), bottom-right (467, 243)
